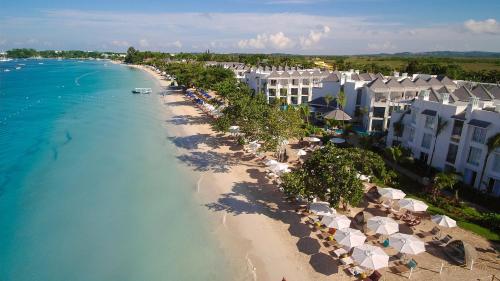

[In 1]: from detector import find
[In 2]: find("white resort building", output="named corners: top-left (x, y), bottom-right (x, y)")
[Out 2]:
top-left (386, 84), bottom-right (500, 196)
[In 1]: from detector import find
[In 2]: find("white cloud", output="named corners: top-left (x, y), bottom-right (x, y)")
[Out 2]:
top-left (299, 25), bottom-right (330, 49)
top-left (238, 32), bottom-right (293, 50)
top-left (172, 40), bottom-right (182, 48)
top-left (238, 33), bottom-right (269, 49)
top-left (464, 19), bottom-right (500, 35)
top-left (111, 40), bottom-right (130, 47)
top-left (269, 32), bottom-right (293, 49)
top-left (367, 41), bottom-right (396, 51)
top-left (139, 39), bottom-right (149, 47)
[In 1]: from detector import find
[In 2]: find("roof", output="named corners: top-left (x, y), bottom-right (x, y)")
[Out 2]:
top-left (452, 86), bottom-right (474, 101)
top-left (468, 119), bottom-right (491, 128)
top-left (413, 78), bottom-right (429, 87)
top-left (323, 72), bottom-right (340, 82)
top-left (421, 109), bottom-right (437, 116)
top-left (309, 96), bottom-right (338, 108)
top-left (400, 78), bottom-right (416, 89)
top-left (367, 78), bottom-right (389, 91)
top-left (386, 78), bottom-right (404, 90)
top-left (280, 71), bottom-right (290, 78)
top-left (351, 73), bottom-right (360, 81)
top-left (427, 77), bottom-right (444, 88)
top-left (290, 70), bottom-right (301, 78)
top-left (488, 85), bottom-right (500, 99)
top-left (267, 70), bottom-right (280, 79)
top-left (359, 73), bottom-right (374, 81)
top-left (437, 75), bottom-right (456, 86)
top-left (471, 85), bottom-right (494, 101)
top-left (374, 73), bottom-right (385, 80)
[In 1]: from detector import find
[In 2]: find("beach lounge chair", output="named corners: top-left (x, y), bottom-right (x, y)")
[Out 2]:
top-left (417, 226), bottom-right (440, 239)
top-left (389, 259), bottom-right (417, 275)
top-left (362, 270), bottom-right (382, 281)
top-left (432, 234), bottom-right (453, 247)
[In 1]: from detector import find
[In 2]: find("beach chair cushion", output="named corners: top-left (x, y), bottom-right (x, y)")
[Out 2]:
top-left (407, 259), bottom-right (417, 269)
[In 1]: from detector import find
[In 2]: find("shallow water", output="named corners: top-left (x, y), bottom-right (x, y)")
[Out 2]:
top-left (0, 60), bottom-right (233, 281)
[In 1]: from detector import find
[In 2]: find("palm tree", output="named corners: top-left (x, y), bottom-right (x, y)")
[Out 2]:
top-left (478, 133), bottom-right (500, 190)
top-left (427, 115), bottom-right (448, 174)
top-left (433, 171), bottom-right (459, 202)
top-left (299, 104), bottom-right (311, 125)
top-left (323, 94), bottom-right (334, 109)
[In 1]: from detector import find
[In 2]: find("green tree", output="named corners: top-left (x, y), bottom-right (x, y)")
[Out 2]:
top-left (124, 46), bottom-right (139, 64)
top-left (336, 90), bottom-right (346, 110)
top-left (323, 94), bottom-right (334, 109)
top-left (433, 172), bottom-right (459, 202)
top-left (299, 104), bottom-right (311, 125)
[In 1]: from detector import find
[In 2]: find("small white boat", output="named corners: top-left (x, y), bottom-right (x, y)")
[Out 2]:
top-left (38, 62), bottom-right (44, 65)
top-left (132, 88), bottom-right (152, 94)
top-left (4, 69), bottom-right (11, 72)
top-left (15, 67), bottom-right (21, 70)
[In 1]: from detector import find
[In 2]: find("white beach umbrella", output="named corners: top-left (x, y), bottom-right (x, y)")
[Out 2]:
top-left (305, 137), bottom-right (321, 142)
top-left (352, 244), bottom-right (389, 270)
top-left (271, 163), bottom-right (289, 173)
top-left (398, 198), bottom-right (428, 212)
top-left (367, 216), bottom-right (399, 235)
top-left (377, 187), bottom-right (406, 200)
top-left (248, 142), bottom-right (261, 151)
top-left (296, 149), bottom-right (307, 156)
top-left (431, 215), bottom-right (457, 228)
top-left (265, 159), bottom-right (279, 167)
top-left (309, 202), bottom-right (336, 216)
top-left (356, 173), bottom-right (371, 181)
top-left (389, 233), bottom-right (425, 255)
top-left (229, 125), bottom-right (240, 134)
top-left (334, 228), bottom-right (367, 248)
top-left (321, 214), bottom-right (351, 229)
top-left (330, 137), bottom-right (346, 144)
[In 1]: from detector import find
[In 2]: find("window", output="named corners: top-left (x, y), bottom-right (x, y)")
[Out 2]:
top-left (424, 115), bottom-right (435, 129)
top-left (493, 154), bottom-right (500, 173)
top-left (421, 133), bottom-right (432, 149)
top-left (371, 120), bottom-right (384, 131)
top-left (270, 79), bottom-right (277, 86)
top-left (408, 127), bottom-right (415, 142)
top-left (451, 120), bottom-right (464, 137)
top-left (279, 88), bottom-right (288, 96)
top-left (292, 79), bottom-right (299, 86)
top-left (268, 89), bottom-right (276, 96)
top-left (356, 89), bottom-right (362, 105)
top-left (467, 147), bottom-right (482, 166)
top-left (291, 88), bottom-right (298, 95)
top-left (472, 127), bottom-right (486, 144)
top-left (280, 79), bottom-right (289, 86)
top-left (446, 144), bottom-right (459, 164)
top-left (301, 95), bottom-right (309, 104)
top-left (373, 107), bottom-right (385, 118)
top-left (301, 88), bottom-right (309, 95)
top-left (291, 96), bottom-right (298, 105)
top-left (303, 79), bottom-right (310, 85)
top-left (268, 97), bottom-right (276, 104)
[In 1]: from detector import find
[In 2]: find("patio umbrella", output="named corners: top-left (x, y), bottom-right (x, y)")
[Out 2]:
top-left (398, 198), bottom-right (428, 212)
top-left (321, 214), bottom-right (351, 230)
top-left (271, 163), bottom-right (289, 174)
top-left (431, 215), bottom-right (457, 228)
top-left (367, 216), bottom-right (399, 235)
top-left (265, 159), bottom-right (279, 167)
top-left (356, 173), bottom-right (371, 181)
top-left (305, 136), bottom-right (321, 142)
top-left (352, 244), bottom-right (389, 270)
top-left (229, 125), bottom-right (240, 134)
top-left (248, 142), bottom-right (261, 151)
top-left (389, 233), bottom-right (425, 255)
top-left (309, 202), bottom-right (336, 216)
top-left (324, 109), bottom-right (352, 121)
top-left (334, 228), bottom-right (367, 248)
top-left (330, 137), bottom-right (346, 144)
top-left (377, 187), bottom-right (406, 200)
top-left (297, 149), bottom-right (307, 156)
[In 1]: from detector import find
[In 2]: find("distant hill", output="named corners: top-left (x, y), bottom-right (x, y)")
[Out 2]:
top-left (360, 51), bottom-right (500, 58)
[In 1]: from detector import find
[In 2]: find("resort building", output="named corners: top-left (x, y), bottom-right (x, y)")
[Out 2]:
top-left (244, 67), bottom-right (342, 105)
top-left (343, 73), bottom-right (459, 133)
top-left (386, 84), bottom-right (500, 196)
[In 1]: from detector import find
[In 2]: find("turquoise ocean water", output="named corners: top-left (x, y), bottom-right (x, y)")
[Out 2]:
top-left (0, 60), bottom-right (232, 280)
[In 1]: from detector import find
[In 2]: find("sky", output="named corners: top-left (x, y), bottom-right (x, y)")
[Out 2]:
top-left (1, 0), bottom-right (499, 55)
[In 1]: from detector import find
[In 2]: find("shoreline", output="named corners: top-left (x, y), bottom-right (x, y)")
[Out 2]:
top-left (131, 63), bottom-right (326, 280)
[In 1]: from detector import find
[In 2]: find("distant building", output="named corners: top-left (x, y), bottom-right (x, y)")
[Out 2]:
top-left (387, 84), bottom-right (500, 196)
